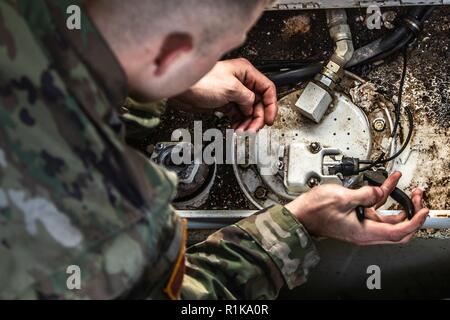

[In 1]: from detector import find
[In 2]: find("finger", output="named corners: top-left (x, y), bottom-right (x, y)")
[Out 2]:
top-left (364, 209), bottom-right (407, 224)
top-left (348, 186), bottom-right (384, 208)
top-left (228, 80), bottom-right (255, 117)
top-left (252, 76), bottom-right (277, 126)
top-left (396, 232), bottom-right (415, 245)
top-left (375, 171), bottom-right (402, 209)
top-left (260, 85), bottom-right (278, 126)
top-left (218, 104), bottom-right (245, 129)
top-left (359, 207), bottom-right (429, 244)
top-left (236, 117), bottom-right (253, 132)
top-left (234, 59), bottom-right (278, 126)
top-left (246, 102), bottom-right (265, 133)
top-left (230, 114), bottom-right (246, 130)
top-left (379, 211), bottom-right (408, 224)
top-left (364, 210), bottom-right (382, 222)
top-left (411, 188), bottom-right (424, 213)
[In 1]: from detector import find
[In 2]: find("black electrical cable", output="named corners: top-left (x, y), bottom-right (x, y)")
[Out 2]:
top-left (266, 6), bottom-right (436, 87)
top-left (356, 152), bottom-right (385, 173)
top-left (357, 50), bottom-right (414, 173)
top-left (260, 6), bottom-right (430, 173)
top-left (374, 106), bottom-right (414, 165)
top-left (356, 108), bottom-right (414, 173)
top-left (391, 47), bottom-right (408, 139)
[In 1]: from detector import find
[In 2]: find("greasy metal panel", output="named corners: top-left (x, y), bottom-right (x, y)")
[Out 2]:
top-left (233, 90), bottom-right (374, 208)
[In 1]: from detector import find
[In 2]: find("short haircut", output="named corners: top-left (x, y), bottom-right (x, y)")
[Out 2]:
top-left (90, 0), bottom-right (273, 50)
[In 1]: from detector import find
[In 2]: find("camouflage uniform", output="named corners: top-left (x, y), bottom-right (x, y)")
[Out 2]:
top-left (0, 0), bottom-right (319, 299)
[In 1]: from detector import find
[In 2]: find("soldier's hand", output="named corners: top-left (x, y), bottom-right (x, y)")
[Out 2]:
top-left (285, 172), bottom-right (429, 245)
top-left (170, 58), bottom-right (277, 132)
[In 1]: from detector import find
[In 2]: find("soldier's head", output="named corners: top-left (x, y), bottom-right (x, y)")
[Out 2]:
top-left (86, 0), bottom-right (273, 101)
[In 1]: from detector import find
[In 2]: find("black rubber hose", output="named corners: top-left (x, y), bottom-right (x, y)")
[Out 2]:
top-left (347, 6), bottom-right (426, 67)
top-left (347, 28), bottom-right (411, 67)
top-left (268, 63), bottom-right (322, 86)
top-left (251, 59), bottom-right (315, 72)
top-left (349, 6), bottom-right (435, 67)
top-left (268, 6), bottom-right (435, 87)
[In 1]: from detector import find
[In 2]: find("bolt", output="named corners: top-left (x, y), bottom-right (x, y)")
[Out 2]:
top-left (254, 186), bottom-right (268, 200)
top-left (309, 142), bottom-right (322, 154)
top-left (276, 160), bottom-right (284, 170)
top-left (155, 143), bottom-right (164, 151)
top-left (372, 118), bottom-right (386, 132)
top-left (307, 177), bottom-right (321, 188)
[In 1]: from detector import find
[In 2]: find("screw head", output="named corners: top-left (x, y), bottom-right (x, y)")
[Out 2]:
top-left (307, 177), bottom-right (321, 188)
top-left (276, 160), bottom-right (284, 170)
top-left (372, 118), bottom-right (386, 132)
top-left (309, 142), bottom-right (322, 153)
top-left (255, 186), bottom-right (268, 200)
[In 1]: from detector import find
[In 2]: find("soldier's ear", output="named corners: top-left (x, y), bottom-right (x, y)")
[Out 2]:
top-left (154, 32), bottom-right (193, 77)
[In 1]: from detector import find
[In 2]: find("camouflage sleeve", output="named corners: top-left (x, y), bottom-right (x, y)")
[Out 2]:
top-left (181, 205), bottom-right (320, 300)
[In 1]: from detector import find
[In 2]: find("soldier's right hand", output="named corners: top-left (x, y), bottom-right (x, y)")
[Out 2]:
top-left (285, 172), bottom-right (429, 245)
top-left (171, 58), bottom-right (277, 133)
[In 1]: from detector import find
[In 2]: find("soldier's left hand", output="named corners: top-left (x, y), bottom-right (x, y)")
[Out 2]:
top-left (285, 172), bottom-right (429, 245)
top-left (170, 58), bottom-right (278, 132)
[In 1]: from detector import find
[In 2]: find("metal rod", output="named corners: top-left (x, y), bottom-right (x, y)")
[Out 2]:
top-left (177, 210), bottom-right (450, 230)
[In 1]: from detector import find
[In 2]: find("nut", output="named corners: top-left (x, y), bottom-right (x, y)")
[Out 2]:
top-left (372, 118), bottom-right (386, 132)
top-left (295, 82), bottom-right (333, 123)
top-left (276, 160), bottom-right (284, 170)
top-left (309, 142), bottom-right (322, 154)
top-left (254, 187), bottom-right (268, 200)
top-left (315, 73), bottom-right (335, 88)
top-left (307, 177), bottom-right (321, 188)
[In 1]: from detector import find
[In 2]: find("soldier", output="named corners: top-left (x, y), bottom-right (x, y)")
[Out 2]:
top-left (0, 0), bottom-right (429, 300)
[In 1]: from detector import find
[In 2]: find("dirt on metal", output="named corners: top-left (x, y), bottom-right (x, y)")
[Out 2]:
top-left (134, 7), bottom-right (449, 240)
top-left (281, 14), bottom-right (312, 40)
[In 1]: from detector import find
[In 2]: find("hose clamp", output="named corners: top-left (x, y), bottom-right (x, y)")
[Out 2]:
top-left (403, 17), bottom-right (422, 36)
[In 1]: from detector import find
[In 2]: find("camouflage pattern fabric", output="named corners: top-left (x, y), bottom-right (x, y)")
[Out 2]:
top-left (0, 0), bottom-right (319, 300)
